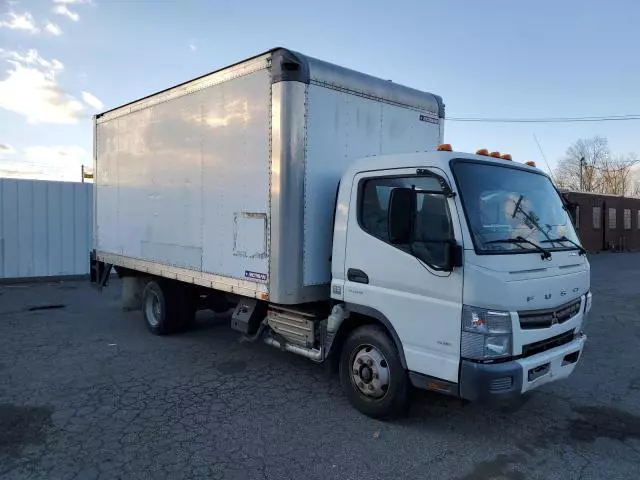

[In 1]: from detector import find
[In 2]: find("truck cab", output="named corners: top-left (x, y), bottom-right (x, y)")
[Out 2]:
top-left (328, 147), bottom-right (590, 416)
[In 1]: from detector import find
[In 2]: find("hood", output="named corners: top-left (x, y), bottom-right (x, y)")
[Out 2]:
top-left (463, 250), bottom-right (590, 311)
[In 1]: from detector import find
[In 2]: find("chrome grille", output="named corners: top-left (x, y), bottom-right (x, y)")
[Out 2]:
top-left (518, 298), bottom-right (581, 330)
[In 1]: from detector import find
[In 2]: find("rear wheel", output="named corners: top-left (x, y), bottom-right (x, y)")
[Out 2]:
top-left (142, 279), bottom-right (194, 335)
top-left (339, 325), bottom-right (409, 419)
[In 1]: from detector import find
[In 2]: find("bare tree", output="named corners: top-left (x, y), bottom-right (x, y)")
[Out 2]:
top-left (630, 165), bottom-right (640, 197)
top-left (600, 154), bottom-right (637, 195)
top-left (553, 137), bottom-right (638, 195)
top-left (554, 136), bottom-right (608, 192)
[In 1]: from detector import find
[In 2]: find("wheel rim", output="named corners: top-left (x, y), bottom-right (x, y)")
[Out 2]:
top-left (350, 344), bottom-right (390, 399)
top-left (145, 290), bottom-right (161, 327)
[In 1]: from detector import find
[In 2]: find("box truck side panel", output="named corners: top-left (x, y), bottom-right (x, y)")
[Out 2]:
top-left (96, 118), bottom-right (120, 256)
top-left (95, 66), bottom-right (272, 296)
top-left (302, 84), bottom-right (442, 286)
top-left (379, 103), bottom-right (441, 155)
top-left (199, 69), bottom-right (271, 281)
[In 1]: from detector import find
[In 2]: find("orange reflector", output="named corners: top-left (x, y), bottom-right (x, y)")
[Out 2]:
top-left (525, 161), bottom-right (536, 167)
top-left (437, 143), bottom-right (453, 151)
top-left (500, 154), bottom-right (512, 161)
top-left (490, 151), bottom-right (501, 158)
top-left (476, 149), bottom-right (489, 156)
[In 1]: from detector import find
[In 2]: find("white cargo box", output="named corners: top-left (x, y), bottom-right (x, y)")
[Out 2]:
top-left (94, 48), bottom-right (443, 304)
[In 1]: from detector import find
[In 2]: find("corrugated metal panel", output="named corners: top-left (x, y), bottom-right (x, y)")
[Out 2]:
top-left (0, 179), bottom-right (93, 279)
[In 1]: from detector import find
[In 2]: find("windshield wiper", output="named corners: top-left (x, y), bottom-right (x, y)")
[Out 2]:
top-left (485, 236), bottom-right (552, 259)
top-left (511, 195), bottom-right (523, 219)
top-left (540, 236), bottom-right (587, 255)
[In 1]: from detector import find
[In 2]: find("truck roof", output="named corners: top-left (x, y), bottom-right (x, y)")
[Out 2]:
top-left (97, 47), bottom-right (444, 122)
top-left (343, 151), bottom-right (547, 180)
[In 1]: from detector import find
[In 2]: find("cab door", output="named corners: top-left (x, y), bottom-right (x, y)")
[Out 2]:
top-left (342, 168), bottom-right (464, 382)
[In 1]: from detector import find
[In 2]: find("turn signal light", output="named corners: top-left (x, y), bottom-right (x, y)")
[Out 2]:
top-left (500, 154), bottom-right (512, 161)
top-left (476, 149), bottom-right (489, 156)
top-left (525, 161), bottom-right (536, 167)
top-left (437, 143), bottom-right (453, 151)
top-left (490, 151), bottom-right (501, 158)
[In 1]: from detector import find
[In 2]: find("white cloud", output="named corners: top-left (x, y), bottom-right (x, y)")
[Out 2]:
top-left (2, 49), bottom-right (64, 76)
top-left (0, 143), bottom-right (16, 155)
top-left (0, 145), bottom-right (90, 181)
top-left (53, 5), bottom-right (79, 21)
top-left (25, 145), bottom-right (88, 161)
top-left (81, 90), bottom-right (103, 110)
top-left (0, 11), bottom-right (39, 33)
top-left (0, 49), bottom-right (85, 124)
top-left (189, 44), bottom-right (197, 52)
top-left (44, 22), bottom-right (63, 35)
top-left (53, 0), bottom-right (92, 4)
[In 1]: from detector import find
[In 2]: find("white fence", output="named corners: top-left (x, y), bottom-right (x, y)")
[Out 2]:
top-left (0, 179), bottom-right (93, 280)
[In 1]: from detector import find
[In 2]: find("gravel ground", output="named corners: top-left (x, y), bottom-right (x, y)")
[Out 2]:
top-left (0, 253), bottom-right (639, 480)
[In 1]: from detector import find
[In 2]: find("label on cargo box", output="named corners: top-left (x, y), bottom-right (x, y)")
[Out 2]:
top-left (419, 114), bottom-right (439, 124)
top-left (245, 270), bottom-right (267, 282)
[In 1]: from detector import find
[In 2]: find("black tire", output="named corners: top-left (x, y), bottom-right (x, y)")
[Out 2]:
top-left (141, 279), bottom-right (186, 335)
top-left (177, 286), bottom-right (198, 332)
top-left (339, 325), bottom-right (409, 419)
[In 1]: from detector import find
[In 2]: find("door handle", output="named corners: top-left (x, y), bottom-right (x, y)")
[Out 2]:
top-left (347, 268), bottom-right (369, 284)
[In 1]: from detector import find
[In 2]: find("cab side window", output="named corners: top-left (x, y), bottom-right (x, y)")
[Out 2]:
top-left (360, 184), bottom-right (393, 242)
top-left (359, 175), bottom-right (453, 266)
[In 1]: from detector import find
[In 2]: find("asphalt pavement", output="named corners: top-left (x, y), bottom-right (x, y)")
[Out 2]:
top-left (0, 253), bottom-right (639, 479)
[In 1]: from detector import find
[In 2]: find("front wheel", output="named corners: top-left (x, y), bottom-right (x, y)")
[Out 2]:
top-left (339, 325), bottom-right (409, 419)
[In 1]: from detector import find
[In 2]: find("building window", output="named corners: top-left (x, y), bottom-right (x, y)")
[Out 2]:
top-left (624, 209), bottom-right (631, 230)
top-left (592, 206), bottom-right (601, 229)
top-left (608, 208), bottom-right (617, 230)
top-left (574, 206), bottom-right (580, 229)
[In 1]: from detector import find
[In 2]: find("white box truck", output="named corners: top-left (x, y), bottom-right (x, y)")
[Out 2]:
top-left (91, 48), bottom-right (591, 418)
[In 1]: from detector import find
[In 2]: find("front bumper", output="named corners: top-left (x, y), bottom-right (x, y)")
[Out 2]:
top-left (459, 332), bottom-right (586, 401)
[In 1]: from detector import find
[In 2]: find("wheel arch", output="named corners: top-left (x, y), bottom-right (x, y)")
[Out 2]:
top-left (328, 303), bottom-right (407, 371)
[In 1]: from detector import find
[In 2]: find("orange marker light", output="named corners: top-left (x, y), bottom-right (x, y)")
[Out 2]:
top-left (500, 154), bottom-right (512, 161)
top-left (490, 151), bottom-right (501, 158)
top-left (525, 161), bottom-right (536, 167)
top-left (437, 143), bottom-right (453, 151)
top-left (476, 149), bottom-right (489, 156)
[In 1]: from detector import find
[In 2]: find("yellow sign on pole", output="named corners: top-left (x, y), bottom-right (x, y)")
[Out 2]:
top-left (81, 165), bottom-right (94, 182)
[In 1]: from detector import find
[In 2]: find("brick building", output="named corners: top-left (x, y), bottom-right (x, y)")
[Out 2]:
top-left (560, 190), bottom-right (640, 252)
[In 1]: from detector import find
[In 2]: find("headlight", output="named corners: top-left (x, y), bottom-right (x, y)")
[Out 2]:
top-left (462, 306), bottom-right (511, 334)
top-left (461, 306), bottom-right (512, 360)
top-left (485, 335), bottom-right (512, 357)
top-left (585, 291), bottom-right (592, 314)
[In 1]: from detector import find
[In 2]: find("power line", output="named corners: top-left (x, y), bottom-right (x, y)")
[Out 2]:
top-left (446, 114), bottom-right (640, 123)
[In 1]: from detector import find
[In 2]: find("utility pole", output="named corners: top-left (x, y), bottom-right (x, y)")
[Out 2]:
top-left (81, 165), bottom-right (85, 184)
top-left (579, 156), bottom-right (585, 191)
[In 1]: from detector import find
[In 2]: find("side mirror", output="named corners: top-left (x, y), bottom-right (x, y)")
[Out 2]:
top-left (388, 188), bottom-right (414, 244)
top-left (441, 241), bottom-right (464, 271)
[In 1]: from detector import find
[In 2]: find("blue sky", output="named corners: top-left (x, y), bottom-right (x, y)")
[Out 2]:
top-left (1, 0), bottom-right (639, 180)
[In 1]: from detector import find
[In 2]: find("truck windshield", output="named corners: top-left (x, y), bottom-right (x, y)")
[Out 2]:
top-left (451, 161), bottom-right (580, 254)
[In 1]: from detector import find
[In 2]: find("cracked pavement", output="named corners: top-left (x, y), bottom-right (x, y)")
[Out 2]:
top-left (1, 253), bottom-right (639, 479)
